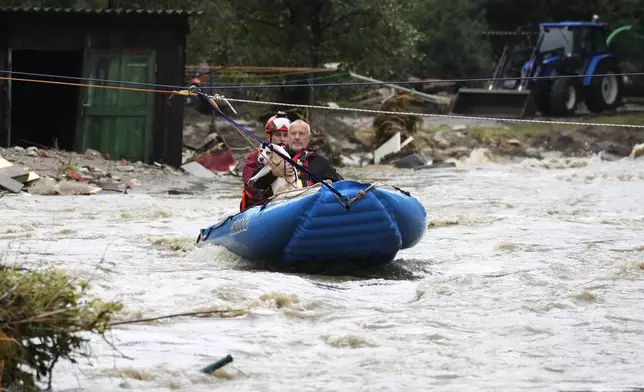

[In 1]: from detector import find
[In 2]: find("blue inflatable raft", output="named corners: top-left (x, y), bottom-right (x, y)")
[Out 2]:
top-left (196, 180), bottom-right (427, 271)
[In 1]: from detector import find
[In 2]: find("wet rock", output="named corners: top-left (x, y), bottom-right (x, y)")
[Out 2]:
top-left (506, 138), bottom-right (523, 147)
top-left (327, 134), bottom-right (358, 151)
top-left (524, 147), bottom-right (543, 159)
top-left (13, 146), bottom-right (25, 153)
top-left (420, 147), bottom-right (434, 161)
top-left (595, 140), bottom-right (631, 157)
top-left (530, 130), bottom-right (590, 156)
top-left (26, 147), bottom-right (38, 157)
top-left (380, 149), bottom-right (416, 165)
top-left (431, 150), bottom-right (449, 163)
top-left (600, 151), bottom-right (622, 161)
top-left (467, 139), bottom-right (481, 149)
top-left (430, 132), bottom-right (450, 149)
top-left (392, 153), bottom-right (427, 169)
top-left (443, 146), bottom-right (472, 159)
top-left (340, 155), bottom-right (361, 167)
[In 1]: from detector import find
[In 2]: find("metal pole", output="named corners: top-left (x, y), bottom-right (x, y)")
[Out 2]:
top-left (6, 48), bottom-right (12, 146)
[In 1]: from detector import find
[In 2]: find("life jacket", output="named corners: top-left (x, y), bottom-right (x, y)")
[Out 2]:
top-left (240, 190), bottom-right (253, 212)
top-left (292, 149), bottom-right (315, 187)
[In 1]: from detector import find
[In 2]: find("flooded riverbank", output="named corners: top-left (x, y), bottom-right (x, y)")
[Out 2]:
top-left (2, 154), bottom-right (644, 391)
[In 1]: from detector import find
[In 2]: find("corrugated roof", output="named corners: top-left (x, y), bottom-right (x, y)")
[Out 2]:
top-left (0, 7), bottom-right (202, 16)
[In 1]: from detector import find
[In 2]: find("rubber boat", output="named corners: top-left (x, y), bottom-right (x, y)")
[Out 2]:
top-left (196, 180), bottom-right (427, 270)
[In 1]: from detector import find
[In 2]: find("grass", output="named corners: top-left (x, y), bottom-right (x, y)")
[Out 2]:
top-left (423, 112), bottom-right (644, 145)
top-left (591, 112), bottom-right (644, 125)
top-left (0, 266), bottom-right (122, 391)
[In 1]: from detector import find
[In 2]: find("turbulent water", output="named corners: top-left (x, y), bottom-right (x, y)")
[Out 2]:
top-left (2, 152), bottom-right (644, 392)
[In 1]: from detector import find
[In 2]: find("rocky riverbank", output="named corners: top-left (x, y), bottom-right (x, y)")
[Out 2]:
top-left (184, 104), bottom-right (644, 168)
top-left (0, 146), bottom-right (189, 195)
top-left (3, 106), bottom-right (644, 196)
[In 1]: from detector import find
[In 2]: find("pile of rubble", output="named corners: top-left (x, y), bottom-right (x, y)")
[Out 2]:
top-left (0, 146), bottom-right (187, 196)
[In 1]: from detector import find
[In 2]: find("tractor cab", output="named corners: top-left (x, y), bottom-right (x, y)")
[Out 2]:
top-left (537, 22), bottom-right (609, 58)
top-left (530, 22), bottom-right (611, 78)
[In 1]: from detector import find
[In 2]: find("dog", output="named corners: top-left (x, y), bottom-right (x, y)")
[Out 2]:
top-left (247, 143), bottom-right (302, 194)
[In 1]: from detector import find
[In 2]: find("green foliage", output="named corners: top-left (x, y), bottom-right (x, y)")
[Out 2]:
top-left (0, 266), bottom-right (123, 391)
top-left (189, 0), bottom-right (420, 79)
top-left (4, 0), bottom-right (644, 97)
top-left (406, 0), bottom-right (494, 78)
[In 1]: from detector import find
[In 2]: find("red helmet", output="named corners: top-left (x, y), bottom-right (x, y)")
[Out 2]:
top-left (264, 113), bottom-right (291, 135)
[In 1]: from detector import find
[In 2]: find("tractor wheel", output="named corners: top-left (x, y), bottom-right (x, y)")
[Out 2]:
top-left (549, 77), bottom-right (578, 116)
top-left (584, 60), bottom-right (623, 114)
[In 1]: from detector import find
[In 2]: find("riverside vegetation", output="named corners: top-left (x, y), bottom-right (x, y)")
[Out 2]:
top-left (0, 265), bottom-right (122, 391)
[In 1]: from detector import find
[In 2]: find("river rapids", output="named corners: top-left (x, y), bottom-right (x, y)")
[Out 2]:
top-left (2, 152), bottom-right (644, 392)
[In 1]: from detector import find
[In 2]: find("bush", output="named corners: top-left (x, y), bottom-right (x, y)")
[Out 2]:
top-left (0, 266), bottom-right (122, 391)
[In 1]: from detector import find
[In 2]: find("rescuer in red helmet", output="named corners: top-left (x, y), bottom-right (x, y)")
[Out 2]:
top-left (239, 112), bottom-right (295, 211)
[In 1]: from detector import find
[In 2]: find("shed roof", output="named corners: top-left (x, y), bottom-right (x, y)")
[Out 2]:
top-left (0, 7), bottom-right (202, 16)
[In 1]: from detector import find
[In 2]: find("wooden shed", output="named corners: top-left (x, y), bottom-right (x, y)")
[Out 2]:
top-left (0, 7), bottom-right (201, 167)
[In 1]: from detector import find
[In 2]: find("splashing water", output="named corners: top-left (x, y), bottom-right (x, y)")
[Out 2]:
top-left (2, 155), bottom-right (644, 391)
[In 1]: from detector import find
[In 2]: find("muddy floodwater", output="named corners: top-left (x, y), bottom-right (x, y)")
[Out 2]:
top-left (2, 153), bottom-right (644, 392)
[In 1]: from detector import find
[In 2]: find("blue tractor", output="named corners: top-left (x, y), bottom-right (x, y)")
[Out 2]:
top-left (450, 20), bottom-right (624, 118)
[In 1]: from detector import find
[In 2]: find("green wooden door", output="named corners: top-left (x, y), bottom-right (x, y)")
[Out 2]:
top-left (75, 50), bottom-right (156, 162)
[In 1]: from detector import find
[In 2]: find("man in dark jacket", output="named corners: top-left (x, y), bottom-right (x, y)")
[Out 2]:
top-left (242, 119), bottom-right (343, 211)
top-left (286, 119), bottom-right (343, 188)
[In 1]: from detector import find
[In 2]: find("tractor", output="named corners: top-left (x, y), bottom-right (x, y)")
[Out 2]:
top-left (450, 20), bottom-right (625, 118)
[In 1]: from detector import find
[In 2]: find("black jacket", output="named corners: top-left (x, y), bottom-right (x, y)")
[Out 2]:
top-left (252, 148), bottom-right (343, 196)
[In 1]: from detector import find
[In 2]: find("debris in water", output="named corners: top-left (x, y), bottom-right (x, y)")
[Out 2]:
top-left (201, 354), bottom-right (233, 374)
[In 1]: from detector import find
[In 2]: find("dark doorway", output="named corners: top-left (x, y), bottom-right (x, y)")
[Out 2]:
top-left (10, 50), bottom-right (83, 150)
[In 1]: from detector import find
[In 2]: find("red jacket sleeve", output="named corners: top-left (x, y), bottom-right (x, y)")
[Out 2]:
top-left (242, 151), bottom-right (259, 195)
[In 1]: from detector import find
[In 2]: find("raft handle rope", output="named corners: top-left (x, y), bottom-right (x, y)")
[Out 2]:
top-left (182, 86), bottom-right (352, 210)
top-left (344, 183), bottom-right (412, 207)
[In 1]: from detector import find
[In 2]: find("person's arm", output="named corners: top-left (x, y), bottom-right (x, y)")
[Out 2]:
top-left (324, 165), bottom-right (344, 182)
top-left (309, 155), bottom-right (344, 182)
top-left (252, 164), bottom-right (278, 190)
top-left (242, 153), bottom-right (257, 185)
top-left (242, 154), bottom-right (265, 196)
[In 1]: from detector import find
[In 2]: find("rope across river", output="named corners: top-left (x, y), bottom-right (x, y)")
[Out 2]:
top-left (3, 69), bottom-right (644, 207)
top-left (2, 71), bottom-right (644, 128)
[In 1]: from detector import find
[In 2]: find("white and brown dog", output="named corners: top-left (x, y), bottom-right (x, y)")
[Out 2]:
top-left (247, 143), bottom-right (302, 194)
